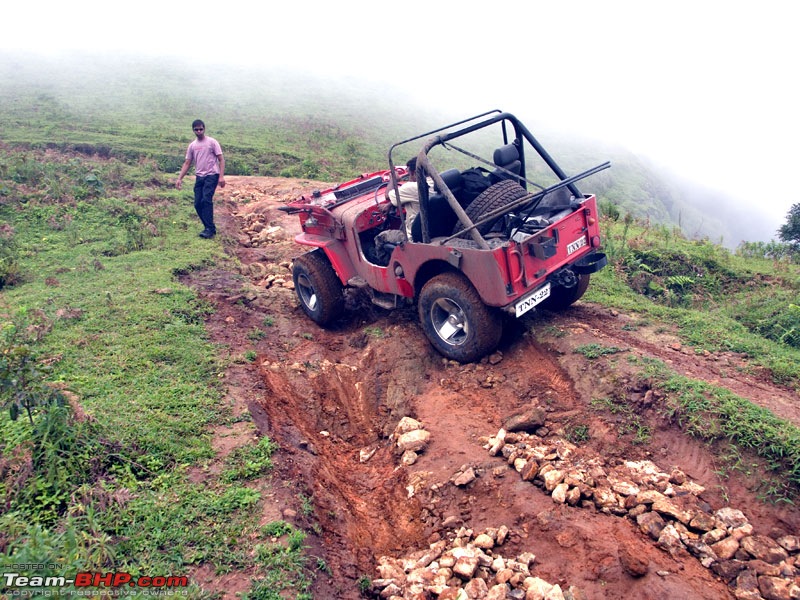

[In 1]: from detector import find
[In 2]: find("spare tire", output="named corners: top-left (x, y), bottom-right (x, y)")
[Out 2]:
top-left (452, 180), bottom-right (528, 237)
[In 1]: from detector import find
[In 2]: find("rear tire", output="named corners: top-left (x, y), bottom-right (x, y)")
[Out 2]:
top-left (539, 274), bottom-right (590, 311)
top-left (452, 180), bottom-right (528, 237)
top-left (292, 251), bottom-right (345, 325)
top-left (418, 272), bottom-right (503, 362)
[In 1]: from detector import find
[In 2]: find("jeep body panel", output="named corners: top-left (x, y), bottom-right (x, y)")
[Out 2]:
top-left (293, 188), bottom-right (602, 310)
top-left (282, 110), bottom-right (610, 360)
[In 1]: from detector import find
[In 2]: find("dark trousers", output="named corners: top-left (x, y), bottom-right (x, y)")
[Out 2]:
top-left (193, 174), bottom-right (219, 233)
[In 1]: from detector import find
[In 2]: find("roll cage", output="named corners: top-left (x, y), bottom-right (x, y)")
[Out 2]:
top-left (386, 111), bottom-right (610, 246)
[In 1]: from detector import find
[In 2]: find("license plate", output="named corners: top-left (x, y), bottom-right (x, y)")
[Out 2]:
top-left (567, 235), bottom-right (588, 255)
top-left (515, 283), bottom-right (551, 317)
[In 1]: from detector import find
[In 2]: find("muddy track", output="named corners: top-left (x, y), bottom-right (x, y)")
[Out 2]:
top-left (185, 177), bottom-right (800, 600)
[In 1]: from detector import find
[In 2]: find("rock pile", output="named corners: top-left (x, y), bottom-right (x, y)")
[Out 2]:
top-left (392, 417), bottom-right (431, 467)
top-left (373, 524), bottom-right (576, 600)
top-left (481, 428), bottom-right (800, 600)
top-left (232, 201), bottom-right (288, 248)
top-left (373, 425), bottom-right (799, 599)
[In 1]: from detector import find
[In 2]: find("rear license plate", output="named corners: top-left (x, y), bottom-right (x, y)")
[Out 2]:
top-left (515, 282), bottom-right (551, 317)
top-left (567, 235), bottom-right (588, 255)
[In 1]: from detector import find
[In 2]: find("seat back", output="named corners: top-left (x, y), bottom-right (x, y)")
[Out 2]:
top-left (435, 168), bottom-right (463, 196)
top-left (411, 168), bottom-right (463, 242)
top-left (490, 143), bottom-right (522, 184)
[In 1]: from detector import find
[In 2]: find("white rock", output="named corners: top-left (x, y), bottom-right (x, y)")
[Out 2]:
top-left (393, 416), bottom-right (423, 436)
top-left (397, 429), bottom-right (430, 453)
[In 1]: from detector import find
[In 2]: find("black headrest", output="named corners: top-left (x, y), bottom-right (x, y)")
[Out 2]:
top-left (435, 168), bottom-right (463, 193)
top-left (493, 144), bottom-right (519, 167)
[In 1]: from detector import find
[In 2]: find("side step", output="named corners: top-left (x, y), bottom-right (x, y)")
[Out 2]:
top-left (348, 276), bottom-right (369, 288)
top-left (347, 277), bottom-right (398, 310)
top-left (371, 292), bottom-right (397, 310)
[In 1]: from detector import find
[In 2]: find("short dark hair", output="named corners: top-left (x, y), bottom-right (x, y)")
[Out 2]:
top-left (406, 157), bottom-right (417, 171)
top-left (192, 119), bottom-right (205, 129)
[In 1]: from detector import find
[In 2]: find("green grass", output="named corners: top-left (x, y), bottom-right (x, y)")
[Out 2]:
top-left (578, 217), bottom-right (800, 501)
top-left (573, 343), bottom-right (627, 359)
top-left (587, 218), bottom-right (800, 387)
top-left (0, 149), bottom-right (316, 597)
top-left (221, 437), bottom-right (279, 483)
top-left (589, 394), bottom-right (652, 446)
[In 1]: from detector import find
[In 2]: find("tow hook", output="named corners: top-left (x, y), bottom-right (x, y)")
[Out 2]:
top-left (554, 268), bottom-right (578, 289)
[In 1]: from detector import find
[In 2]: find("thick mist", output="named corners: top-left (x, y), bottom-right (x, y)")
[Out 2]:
top-left (0, 51), bottom-right (788, 247)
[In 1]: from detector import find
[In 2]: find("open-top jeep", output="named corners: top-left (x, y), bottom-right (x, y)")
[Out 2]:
top-left (279, 111), bottom-right (609, 362)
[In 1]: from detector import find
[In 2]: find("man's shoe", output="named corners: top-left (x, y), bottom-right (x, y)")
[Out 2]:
top-left (198, 230), bottom-right (214, 239)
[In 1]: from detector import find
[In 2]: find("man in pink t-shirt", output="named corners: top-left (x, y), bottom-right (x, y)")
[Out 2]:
top-left (176, 119), bottom-right (226, 238)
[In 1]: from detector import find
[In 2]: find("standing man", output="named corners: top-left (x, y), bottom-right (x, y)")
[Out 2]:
top-left (176, 119), bottom-right (226, 238)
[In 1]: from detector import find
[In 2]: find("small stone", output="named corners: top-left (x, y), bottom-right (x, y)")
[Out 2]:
top-left (710, 536), bottom-right (740, 560)
top-left (452, 467), bottom-right (477, 487)
top-left (503, 407), bottom-right (547, 433)
top-left (396, 429), bottom-right (431, 453)
top-left (394, 416), bottom-right (423, 436)
top-left (619, 545), bottom-right (649, 577)
top-left (401, 450), bottom-right (418, 466)
top-left (739, 535), bottom-right (789, 564)
top-left (453, 555), bottom-right (480, 579)
top-left (359, 447), bottom-right (377, 463)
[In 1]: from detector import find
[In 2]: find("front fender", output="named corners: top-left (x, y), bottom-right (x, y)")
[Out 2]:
top-left (295, 233), bottom-right (357, 285)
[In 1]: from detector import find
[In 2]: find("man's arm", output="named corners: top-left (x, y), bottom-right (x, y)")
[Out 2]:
top-left (217, 154), bottom-right (226, 188)
top-left (175, 158), bottom-right (192, 189)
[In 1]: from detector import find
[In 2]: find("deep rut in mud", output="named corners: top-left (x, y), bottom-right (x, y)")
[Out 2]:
top-left (185, 177), bottom-right (800, 600)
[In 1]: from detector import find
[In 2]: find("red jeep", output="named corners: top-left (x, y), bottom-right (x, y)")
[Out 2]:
top-left (280, 111), bottom-right (609, 362)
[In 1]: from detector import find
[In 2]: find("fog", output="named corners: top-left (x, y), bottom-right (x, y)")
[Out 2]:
top-left (3, 0), bottom-right (798, 242)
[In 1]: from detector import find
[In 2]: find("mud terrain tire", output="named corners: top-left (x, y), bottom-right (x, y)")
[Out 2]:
top-left (292, 250), bottom-right (345, 325)
top-left (418, 272), bottom-right (503, 362)
top-left (453, 180), bottom-right (528, 237)
top-left (540, 274), bottom-right (590, 311)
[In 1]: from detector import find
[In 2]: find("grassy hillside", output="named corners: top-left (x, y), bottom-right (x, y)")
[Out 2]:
top-left (1, 54), bottom-right (799, 598)
top-left (1, 52), bottom-right (781, 247)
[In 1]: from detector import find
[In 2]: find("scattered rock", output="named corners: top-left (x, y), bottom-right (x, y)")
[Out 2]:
top-left (401, 450), bottom-right (418, 466)
top-left (452, 467), bottom-right (477, 487)
top-left (503, 407), bottom-right (547, 433)
top-left (359, 446), bottom-right (376, 463)
top-left (619, 545), bottom-right (649, 577)
top-left (397, 429), bottom-right (431, 453)
top-left (478, 428), bottom-right (800, 600)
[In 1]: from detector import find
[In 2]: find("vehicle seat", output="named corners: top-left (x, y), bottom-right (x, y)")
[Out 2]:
top-left (490, 143), bottom-right (522, 184)
top-left (435, 168), bottom-right (463, 199)
top-left (410, 168), bottom-right (463, 242)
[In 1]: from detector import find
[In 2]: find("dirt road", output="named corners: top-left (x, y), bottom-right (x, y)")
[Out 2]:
top-left (185, 177), bottom-right (800, 599)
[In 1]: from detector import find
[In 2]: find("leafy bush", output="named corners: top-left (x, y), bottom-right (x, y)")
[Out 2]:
top-left (729, 293), bottom-right (800, 349)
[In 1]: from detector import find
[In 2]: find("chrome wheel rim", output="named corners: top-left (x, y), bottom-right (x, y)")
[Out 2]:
top-left (296, 273), bottom-right (318, 310)
top-left (429, 297), bottom-right (468, 346)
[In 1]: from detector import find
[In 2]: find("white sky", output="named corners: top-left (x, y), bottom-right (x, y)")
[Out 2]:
top-left (3, 0), bottom-right (798, 233)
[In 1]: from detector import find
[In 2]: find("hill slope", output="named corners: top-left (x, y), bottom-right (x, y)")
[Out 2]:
top-left (0, 51), bottom-right (781, 245)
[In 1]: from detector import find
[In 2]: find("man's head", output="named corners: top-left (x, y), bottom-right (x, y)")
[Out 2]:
top-left (192, 119), bottom-right (206, 139)
top-left (406, 157), bottom-right (417, 181)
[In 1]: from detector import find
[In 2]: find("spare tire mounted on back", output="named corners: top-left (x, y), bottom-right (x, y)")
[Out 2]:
top-left (452, 180), bottom-right (528, 237)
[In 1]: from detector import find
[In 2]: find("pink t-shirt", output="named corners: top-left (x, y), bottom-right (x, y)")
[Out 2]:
top-left (186, 136), bottom-right (223, 177)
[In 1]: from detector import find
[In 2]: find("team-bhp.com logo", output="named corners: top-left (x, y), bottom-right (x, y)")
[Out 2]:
top-left (3, 566), bottom-right (189, 596)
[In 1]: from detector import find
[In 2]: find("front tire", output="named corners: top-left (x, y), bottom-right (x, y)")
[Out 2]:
top-left (292, 251), bottom-right (345, 325)
top-left (418, 272), bottom-right (503, 362)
